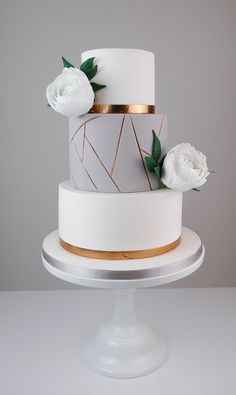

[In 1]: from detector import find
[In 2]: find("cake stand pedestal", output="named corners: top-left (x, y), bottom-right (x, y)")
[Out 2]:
top-left (42, 227), bottom-right (204, 379)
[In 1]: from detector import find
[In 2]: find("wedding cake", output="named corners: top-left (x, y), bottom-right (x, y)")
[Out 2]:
top-left (46, 48), bottom-right (209, 260)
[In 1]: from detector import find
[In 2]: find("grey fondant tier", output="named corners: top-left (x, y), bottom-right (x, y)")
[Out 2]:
top-left (69, 113), bottom-right (168, 193)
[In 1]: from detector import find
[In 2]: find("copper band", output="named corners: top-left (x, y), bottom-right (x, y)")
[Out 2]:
top-left (59, 237), bottom-right (181, 260)
top-left (89, 104), bottom-right (155, 114)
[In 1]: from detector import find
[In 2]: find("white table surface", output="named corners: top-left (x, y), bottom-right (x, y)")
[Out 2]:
top-left (0, 288), bottom-right (235, 395)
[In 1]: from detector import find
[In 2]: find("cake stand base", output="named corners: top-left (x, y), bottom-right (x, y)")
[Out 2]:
top-left (42, 228), bottom-right (204, 379)
top-left (84, 289), bottom-right (167, 378)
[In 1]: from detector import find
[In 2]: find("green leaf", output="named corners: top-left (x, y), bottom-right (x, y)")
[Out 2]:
top-left (192, 188), bottom-right (201, 192)
top-left (80, 57), bottom-right (95, 73)
top-left (154, 165), bottom-right (164, 188)
top-left (152, 130), bottom-right (161, 162)
top-left (154, 165), bottom-right (161, 181)
top-left (85, 65), bottom-right (98, 80)
top-left (90, 82), bottom-right (106, 93)
top-left (62, 56), bottom-right (75, 68)
top-left (145, 156), bottom-right (156, 172)
top-left (159, 154), bottom-right (166, 170)
top-left (47, 103), bottom-right (51, 107)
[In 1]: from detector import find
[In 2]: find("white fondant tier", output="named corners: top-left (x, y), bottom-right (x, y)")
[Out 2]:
top-left (81, 48), bottom-right (155, 105)
top-left (69, 113), bottom-right (167, 193)
top-left (59, 181), bottom-right (182, 252)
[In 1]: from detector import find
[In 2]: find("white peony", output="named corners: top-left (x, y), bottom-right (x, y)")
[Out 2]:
top-left (161, 143), bottom-right (209, 192)
top-left (46, 67), bottom-right (94, 117)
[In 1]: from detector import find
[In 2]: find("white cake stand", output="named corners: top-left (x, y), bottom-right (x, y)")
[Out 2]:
top-left (41, 227), bottom-right (204, 379)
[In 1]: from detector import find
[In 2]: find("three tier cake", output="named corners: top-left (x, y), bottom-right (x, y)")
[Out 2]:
top-left (46, 48), bottom-right (209, 260)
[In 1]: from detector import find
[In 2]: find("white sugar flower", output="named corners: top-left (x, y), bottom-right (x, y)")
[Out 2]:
top-left (46, 67), bottom-right (94, 117)
top-left (161, 143), bottom-right (209, 191)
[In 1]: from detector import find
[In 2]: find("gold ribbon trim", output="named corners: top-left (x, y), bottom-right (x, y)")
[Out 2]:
top-left (89, 104), bottom-right (155, 114)
top-left (59, 237), bottom-right (181, 260)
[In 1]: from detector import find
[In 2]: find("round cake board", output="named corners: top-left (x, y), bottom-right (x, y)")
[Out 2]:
top-left (42, 227), bottom-right (204, 289)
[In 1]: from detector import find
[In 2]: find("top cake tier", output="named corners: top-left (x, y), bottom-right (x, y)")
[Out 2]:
top-left (81, 48), bottom-right (155, 106)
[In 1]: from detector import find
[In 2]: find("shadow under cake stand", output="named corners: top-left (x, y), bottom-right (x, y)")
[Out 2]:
top-left (41, 227), bottom-right (204, 379)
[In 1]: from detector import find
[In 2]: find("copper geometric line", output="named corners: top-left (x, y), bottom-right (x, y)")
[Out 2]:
top-left (110, 114), bottom-right (125, 176)
top-left (130, 115), bottom-right (152, 191)
top-left (158, 115), bottom-right (165, 138)
top-left (73, 140), bottom-right (82, 163)
top-left (82, 123), bottom-right (86, 162)
top-left (141, 148), bottom-right (152, 157)
top-left (72, 139), bottom-right (82, 162)
top-left (72, 140), bottom-right (98, 190)
top-left (70, 115), bottom-right (102, 143)
top-left (83, 167), bottom-right (98, 190)
top-left (85, 136), bottom-right (121, 192)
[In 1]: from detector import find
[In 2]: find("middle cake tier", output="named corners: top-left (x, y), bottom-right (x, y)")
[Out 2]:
top-left (69, 113), bottom-right (167, 193)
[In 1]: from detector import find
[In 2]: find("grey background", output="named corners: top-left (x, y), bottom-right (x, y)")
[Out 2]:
top-left (1, 0), bottom-right (235, 290)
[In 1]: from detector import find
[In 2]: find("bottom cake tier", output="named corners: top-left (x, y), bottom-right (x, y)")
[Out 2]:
top-left (58, 181), bottom-right (183, 260)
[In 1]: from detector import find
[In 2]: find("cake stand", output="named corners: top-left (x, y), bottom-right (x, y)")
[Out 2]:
top-left (41, 227), bottom-right (204, 379)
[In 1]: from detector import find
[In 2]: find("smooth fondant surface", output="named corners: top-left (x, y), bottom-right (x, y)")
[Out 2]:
top-left (69, 113), bottom-right (167, 192)
top-left (59, 181), bottom-right (182, 252)
top-left (81, 48), bottom-right (155, 105)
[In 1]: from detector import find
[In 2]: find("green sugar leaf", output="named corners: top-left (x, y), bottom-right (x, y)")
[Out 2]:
top-left (154, 165), bottom-right (161, 181)
top-left (80, 57), bottom-right (95, 73)
top-left (47, 103), bottom-right (51, 107)
top-left (62, 56), bottom-right (75, 68)
top-left (152, 129), bottom-right (161, 162)
top-left (192, 188), bottom-right (201, 192)
top-left (85, 65), bottom-right (98, 80)
top-left (145, 156), bottom-right (156, 172)
top-left (159, 154), bottom-right (166, 170)
top-left (90, 82), bottom-right (106, 93)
